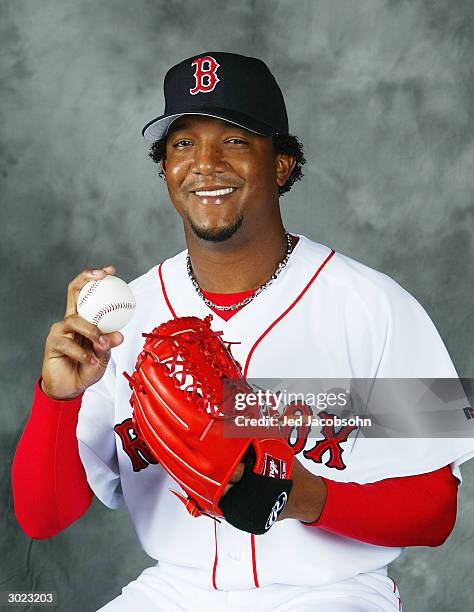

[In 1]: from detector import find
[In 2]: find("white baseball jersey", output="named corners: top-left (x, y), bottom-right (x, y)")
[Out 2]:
top-left (77, 235), bottom-right (474, 597)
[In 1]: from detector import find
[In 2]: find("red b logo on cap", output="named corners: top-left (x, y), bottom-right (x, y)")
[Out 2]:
top-left (190, 56), bottom-right (220, 95)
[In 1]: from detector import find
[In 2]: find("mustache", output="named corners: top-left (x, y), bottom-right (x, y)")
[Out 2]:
top-left (183, 176), bottom-right (243, 191)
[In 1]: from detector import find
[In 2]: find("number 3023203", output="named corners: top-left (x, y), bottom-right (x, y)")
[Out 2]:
top-left (1, 591), bottom-right (57, 606)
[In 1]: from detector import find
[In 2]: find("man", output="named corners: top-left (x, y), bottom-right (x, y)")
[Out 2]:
top-left (13, 52), bottom-right (474, 611)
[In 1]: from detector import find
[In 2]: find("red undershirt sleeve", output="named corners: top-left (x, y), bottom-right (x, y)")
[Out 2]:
top-left (12, 377), bottom-right (93, 539)
top-left (304, 466), bottom-right (459, 547)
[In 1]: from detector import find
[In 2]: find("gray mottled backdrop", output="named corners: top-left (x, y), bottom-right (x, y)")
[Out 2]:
top-left (1, 0), bottom-right (473, 610)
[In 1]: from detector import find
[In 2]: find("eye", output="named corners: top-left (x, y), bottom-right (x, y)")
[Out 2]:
top-left (173, 139), bottom-right (193, 148)
top-left (225, 137), bottom-right (248, 145)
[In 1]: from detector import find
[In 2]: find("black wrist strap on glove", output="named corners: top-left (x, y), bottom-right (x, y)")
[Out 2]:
top-left (218, 446), bottom-right (293, 535)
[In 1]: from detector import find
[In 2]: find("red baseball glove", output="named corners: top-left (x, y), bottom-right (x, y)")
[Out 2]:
top-left (123, 315), bottom-right (294, 534)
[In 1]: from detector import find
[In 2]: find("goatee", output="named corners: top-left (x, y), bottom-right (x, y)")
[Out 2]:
top-left (187, 213), bottom-right (244, 242)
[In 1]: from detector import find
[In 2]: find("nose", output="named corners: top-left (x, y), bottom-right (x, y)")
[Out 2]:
top-left (190, 142), bottom-right (226, 175)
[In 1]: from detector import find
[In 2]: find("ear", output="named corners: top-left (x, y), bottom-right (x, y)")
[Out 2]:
top-left (275, 153), bottom-right (296, 188)
top-left (160, 158), bottom-right (167, 175)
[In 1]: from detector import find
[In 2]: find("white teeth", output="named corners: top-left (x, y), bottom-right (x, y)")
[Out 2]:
top-left (195, 188), bottom-right (235, 197)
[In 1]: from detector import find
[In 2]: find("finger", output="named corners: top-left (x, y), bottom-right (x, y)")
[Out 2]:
top-left (103, 331), bottom-right (124, 348)
top-left (222, 483), bottom-right (234, 496)
top-left (48, 335), bottom-right (99, 366)
top-left (65, 265), bottom-right (116, 317)
top-left (90, 331), bottom-right (124, 360)
top-left (229, 463), bottom-right (245, 483)
top-left (55, 314), bottom-right (106, 346)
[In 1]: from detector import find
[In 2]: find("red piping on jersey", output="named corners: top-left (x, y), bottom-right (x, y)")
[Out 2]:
top-left (244, 248), bottom-right (335, 587)
top-left (212, 521), bottom-right (219, 590)
top-left (389, 577), bottom-right (402, 609)
top-left (158, 262), bottom-right (177, 319)
top-left (250, 534), bottom-right (260, 587)
top-left (243, 248), bottom-right (335, 378)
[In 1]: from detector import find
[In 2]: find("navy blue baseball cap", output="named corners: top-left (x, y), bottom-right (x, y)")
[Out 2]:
top-left (142, 52), bottom-right (289, 140)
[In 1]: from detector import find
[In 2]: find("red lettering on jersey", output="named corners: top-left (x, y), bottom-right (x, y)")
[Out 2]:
top-left (114, 418), bottom-right (159, 472)
top-left (280, 402), bottom-right (313, 455)
top-left (189, 55), bottom-right (220, 95)
top-left (304, 410), bottom-right (356, 470)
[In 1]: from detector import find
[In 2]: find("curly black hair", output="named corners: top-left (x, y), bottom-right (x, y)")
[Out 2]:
top-left (148, 132), bottom-right (305, 196)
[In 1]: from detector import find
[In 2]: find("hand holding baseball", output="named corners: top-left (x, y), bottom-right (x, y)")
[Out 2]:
top-left (41, 266), bottom-right (126, 400)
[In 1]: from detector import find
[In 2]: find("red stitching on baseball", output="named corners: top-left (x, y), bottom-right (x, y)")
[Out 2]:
top-left (92, 301), bottom-right (135, 326)
top-left (78, 280), bottom-right (100, 309)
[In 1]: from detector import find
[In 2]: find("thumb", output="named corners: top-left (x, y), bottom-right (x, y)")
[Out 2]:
top-left (107, 331), bottom-right (124, 348)
top-left (93, 331), bottom-right (124, 363)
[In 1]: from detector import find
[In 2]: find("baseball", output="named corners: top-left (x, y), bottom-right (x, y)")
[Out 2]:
top-left (77, 275), bottom-right (136, 333)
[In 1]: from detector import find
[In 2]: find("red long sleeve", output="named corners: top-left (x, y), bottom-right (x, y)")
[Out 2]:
top-left (12, 378), bottom-right (93, 539)
top-left (306, 466), bottom-right (458, 547)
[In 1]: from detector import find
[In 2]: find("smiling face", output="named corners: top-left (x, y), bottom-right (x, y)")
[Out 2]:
top-left (161, 115), bottom-right (294, 243)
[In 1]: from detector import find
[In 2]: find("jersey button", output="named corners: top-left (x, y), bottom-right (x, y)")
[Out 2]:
top-left (228, 551), bottom-right (241, 561)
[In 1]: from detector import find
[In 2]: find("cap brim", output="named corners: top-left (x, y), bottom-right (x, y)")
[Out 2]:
top-left (142, 107), bottom-right (277, 140)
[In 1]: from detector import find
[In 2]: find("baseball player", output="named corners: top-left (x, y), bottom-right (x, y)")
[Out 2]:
top-left (13, 52), bottom-right (474, 611)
